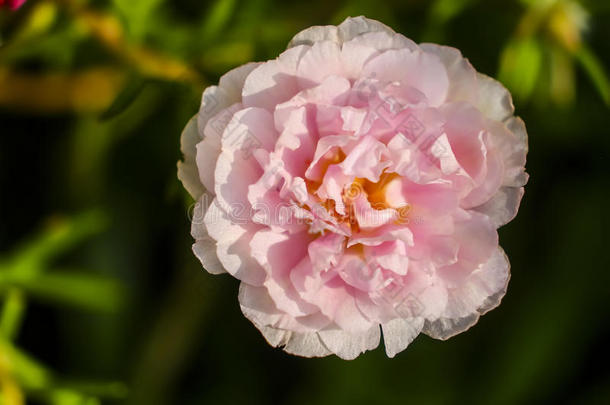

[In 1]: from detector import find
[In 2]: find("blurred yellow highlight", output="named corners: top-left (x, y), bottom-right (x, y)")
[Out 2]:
top-left (0, 67), bottom-right (125, 113)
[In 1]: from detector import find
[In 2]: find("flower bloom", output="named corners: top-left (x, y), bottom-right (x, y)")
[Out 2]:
top-left (179, 17), bottom-right (528, 359)
top-left (0, 0), bottom-right (26, 10)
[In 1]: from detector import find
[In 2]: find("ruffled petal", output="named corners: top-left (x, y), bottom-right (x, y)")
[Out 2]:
top-left (475, 73), bottom-right (515, 122)
top-left (425, 247), bottom-right (510, 340)
top-left (190, 193), bottom-right (225, 275)
top-left (318, 325), bottom-right (381, 360)
top-left (197, 102), bottom-right (242, 193)
top-left (284, 332), bottom-right (332, 357)
top-left (362, 48), bottom-right (449, 106)
top-left (197, 62), bottom-right (261, 136)
top-left (178, 116), bottom-right (205, 199)
top-left (190, 63), bottom-right (261, 195)
top-left (419, 44), bottom-right (478, 105)
top-left (498, 116), bottom-right (529, 188)
top-left (204, 199), bottom-right (267, 285)
top-left (242, 46), bottom-right (308, 111)
top-left (288, 16), bottom-right (396, 48)
top-left (381, 317), bottom-right (424, 358)
top-left (473, 186), bottom-right (524, 227)
top-left (422, 314), bottom-right (479, 340)
top-left (251, 229), bottom-right (319, 317)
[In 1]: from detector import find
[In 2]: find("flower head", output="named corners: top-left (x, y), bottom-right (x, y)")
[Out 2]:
top-left (179, 16), bottom-right (528, 359)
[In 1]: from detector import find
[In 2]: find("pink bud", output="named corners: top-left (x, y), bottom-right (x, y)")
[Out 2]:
top-left (0, 0), bottom-right (26, 10)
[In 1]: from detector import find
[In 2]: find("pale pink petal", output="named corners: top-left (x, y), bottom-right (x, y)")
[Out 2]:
top-left (419, 44), bottom-right (478, 104)
top-left (242, 46), bottom-right (308, 111)
top-left (362, 48), bottom-right (449, 106)
top-left (190, 192), bottom-right (225, 275)
top-left (197, 103), bottom-right (242, 193)
top-left (178, 116), bottom-right (205, 199)
top-left (346, 31), bottom-right (418, 53)
top-left (251, 230), bottom-right (319, 317)
top-left (473, 186), bottom-right (525, 227)
top-left (297, 41), bottom-right (344, 85)
top-left (318, 326), bottom-right (381, 360)
top-left (288, 16), bottom-right (396, 48)
top-left (191, 63), bottom-right (261, 194)
top-left (364, 241), bottom-right (409, 275)
top-left (436, 211), bottom-right (498, 286)
top-left (336, 16), bottom-right (397, 43)
top-left (305, 134), bottom-right (354, 181)
top-left (339, 135), bottom-right (390, 182)
top-left (336, 255), bottom-right (387, 292)
top-left (197, 62), bottom-right (261, 138)
top-left (476, 73), bottom-right (515, 122)
top-left (424, 247), bottom-right (510, 339)
top-left (381, 317), bottom-right (424, 358)
top-left (307, 232), bottom-right (346, 273)
top-left (492, 117), bottom-right (529, 188)
top-left (348, 224), bottom-right (414, 247)
top-left (284, 332), bottom-right (332, 357)
top-left (204, 200), bottom-right (267, 285)
top-left (351, 194), bottom-right (397, 229)
top-left (213, 107), bottom-right (277, 212)
top-left (295, 268), bottom-right (376, 333)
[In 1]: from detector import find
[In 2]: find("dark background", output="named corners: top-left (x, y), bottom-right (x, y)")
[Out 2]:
top-left (0, 0), bottom-right (609, 404)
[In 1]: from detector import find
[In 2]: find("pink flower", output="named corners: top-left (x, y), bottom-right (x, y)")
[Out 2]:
top-left (179, 16), bottom-right (528, 359)
top-left (0, 0), bottom-right (26, 10)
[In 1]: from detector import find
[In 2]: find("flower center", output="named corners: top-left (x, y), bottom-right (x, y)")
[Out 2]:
top-left (352, 172), bottom-right (401, 210)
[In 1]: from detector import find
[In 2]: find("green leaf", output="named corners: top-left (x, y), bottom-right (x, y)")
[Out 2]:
top-left (422, 0), bottom-right (478, 42)
top-left (429, 0), bottom-right (478, 25)
top-left (200, 42), bottom-right (254, 73)
top-left (0, 210), bottom-right (108, 278)
top-left (575, 44), bottom-right (610, 106)
top-left (549, 44), bottom-right (575, 107)
top-left (6, 1), bottom-right (58, 44)
top-left (0, 289), bottom-right (25, 340)
top-left (0, 338), bottom-right (124, 403)
top-left (0, 271), bottom-right (126, 313)
top-left (48, 390), bottom-right (99, 405)
top-left (0, 338), bottom-right (53, 390)
top-left (201, 0), bottom-right (238, 41)
top-left (112, 0), bottom-right (165, 39)
top-left (498, 37), bottom-right (543, 102)
top-left (99, 72), bottom-right (147, 120)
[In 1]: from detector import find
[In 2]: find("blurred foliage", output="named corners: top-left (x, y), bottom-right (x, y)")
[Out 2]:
top-left (0, 0), bottom-right (609, 404)
top-left (498, 0), bottom-right (610, 107)
top-left (0, 212), bottom-right (127, 404)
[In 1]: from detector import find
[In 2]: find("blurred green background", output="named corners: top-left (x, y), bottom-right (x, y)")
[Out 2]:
top-left (0, 0), bottom-right (609, 404)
